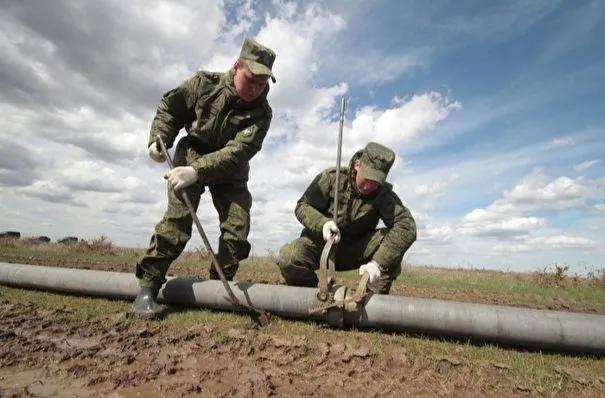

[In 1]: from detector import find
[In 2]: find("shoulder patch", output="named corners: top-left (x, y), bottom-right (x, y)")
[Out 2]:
top-left (241, 125), bottom-right (256, 137)
top-left (198, 70), bottom-right (220, 80)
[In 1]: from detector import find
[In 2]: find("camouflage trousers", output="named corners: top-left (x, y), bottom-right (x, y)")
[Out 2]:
top-left (136, 141), bottom-right (252, 290)
top-left (276, 229), bottom-right (403, 294)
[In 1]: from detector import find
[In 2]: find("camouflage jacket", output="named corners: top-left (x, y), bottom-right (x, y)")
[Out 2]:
top-left (295, 150), bottom-right (417, 268)
top-left (148, 69), bottom-right (272, 184)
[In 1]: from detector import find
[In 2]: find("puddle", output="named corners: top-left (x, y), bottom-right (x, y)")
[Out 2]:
top-left (111, 383), bottom-right (163, 398)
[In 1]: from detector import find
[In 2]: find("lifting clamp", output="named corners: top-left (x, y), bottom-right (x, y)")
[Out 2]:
top-left (307, 96), bottom-right (372, 326)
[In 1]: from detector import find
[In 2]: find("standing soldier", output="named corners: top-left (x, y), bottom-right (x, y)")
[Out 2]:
top-left (134, 37), bottom-right (277, 317)
top-left (276, 142), bottom-right (417, 294)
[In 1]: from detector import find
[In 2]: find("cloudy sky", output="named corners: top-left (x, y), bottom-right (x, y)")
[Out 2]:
top-left (1, 0), bottom-right (603, 275)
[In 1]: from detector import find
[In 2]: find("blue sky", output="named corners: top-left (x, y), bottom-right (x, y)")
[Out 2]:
top-left (0, 0), bottom-right (603, 275)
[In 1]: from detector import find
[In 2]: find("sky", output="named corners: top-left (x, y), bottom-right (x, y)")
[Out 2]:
top-left (0, 0), bottom-right (604, 275)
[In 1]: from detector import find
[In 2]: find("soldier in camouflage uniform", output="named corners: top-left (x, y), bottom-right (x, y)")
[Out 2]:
top-left (133, 37), bottom-right (277, 317)
top-left (276, 142), bottom-right (417, 294)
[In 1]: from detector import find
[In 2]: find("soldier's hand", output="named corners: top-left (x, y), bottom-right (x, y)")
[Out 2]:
top-left (164, 166), bottom-right (198, 190)
top-left (359, 260), bottom-right (381, 283)
top-left (148, 142), bottom-right (166, 163)
top-left (322, 220), bottom-right (340, 243)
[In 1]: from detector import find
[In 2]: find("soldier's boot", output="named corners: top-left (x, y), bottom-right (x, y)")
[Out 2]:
top-left (132, 287), bottom-right (164, 318)
top-left (209, 263), bottom-right (238, 281)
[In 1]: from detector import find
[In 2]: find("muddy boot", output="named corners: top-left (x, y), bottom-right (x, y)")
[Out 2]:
top-left (209, 263), bottom-right (238, 281)
top-left (132, 287), bottom-right (164, 318)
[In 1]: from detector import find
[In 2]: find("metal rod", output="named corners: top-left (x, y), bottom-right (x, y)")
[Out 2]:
top-left (333, 97), bottom-right (346, 226)
top-left (1, 263), bottom-right (604, 355)
top-left (156, 138), bottom-right (268, 322)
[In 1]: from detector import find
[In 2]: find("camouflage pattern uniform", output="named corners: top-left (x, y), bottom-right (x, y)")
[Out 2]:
top-left (277, 142), bottom-right (417, 294)
top-left (136, 38), bottom-right (276, 291)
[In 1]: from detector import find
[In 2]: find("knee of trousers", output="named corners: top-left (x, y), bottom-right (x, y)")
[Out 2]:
top-left (152, 230), bottom-right (191, 258)
top-left (219, 237), bottom-right (251, 262)
top-left (277, 262), bottom-right (318, 287)
top-left (209, 263), bottom-right (239, 280)
top-left (276, 239), bottom-right (312, 267)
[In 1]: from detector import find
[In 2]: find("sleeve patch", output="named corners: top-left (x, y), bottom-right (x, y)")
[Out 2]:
top-left (241, 125), bottom-right (256, 137)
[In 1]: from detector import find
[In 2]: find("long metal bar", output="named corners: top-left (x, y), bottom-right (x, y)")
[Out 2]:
top-left (156, 138), bottom-right (268, 324)
top-left (1, 263), bottom-right (604, 355)
top-left (317, 97), bottom-right (346, 301)
top-left (333, 97), bottom-right (346, 227)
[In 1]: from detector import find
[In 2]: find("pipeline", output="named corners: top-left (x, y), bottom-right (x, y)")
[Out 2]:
top-left (1, 262), bottom-right (604, 355)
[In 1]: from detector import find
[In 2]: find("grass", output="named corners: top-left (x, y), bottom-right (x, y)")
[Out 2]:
top-left (1, 236), bottom-right (605, 396)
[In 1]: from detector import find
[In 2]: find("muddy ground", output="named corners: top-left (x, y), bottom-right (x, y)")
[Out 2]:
top-left (1, 252), bottom-right (604, 397)
top-left (0, 300), bottom-right (518, 398)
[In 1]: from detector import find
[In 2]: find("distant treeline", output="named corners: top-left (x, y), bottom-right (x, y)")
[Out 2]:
top-left (0, 231), bottom-right (79, 244)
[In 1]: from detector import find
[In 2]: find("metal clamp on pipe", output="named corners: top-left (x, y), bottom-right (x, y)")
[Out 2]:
top-left (316, 235), bottom-right (337, 302)
top-left (309, 273), bottom-right (371, 328)
top-left (314, 96), bottom-right (346, 305)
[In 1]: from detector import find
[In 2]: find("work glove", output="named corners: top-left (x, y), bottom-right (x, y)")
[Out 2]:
top-left (359, 260), bottom-right (381, 284)
top-left (165, 166), bottom-right (198, 190)
top-left (148, 142), bottom-right (166, 163)
top-left (322, 220), bottom-right (340, 243)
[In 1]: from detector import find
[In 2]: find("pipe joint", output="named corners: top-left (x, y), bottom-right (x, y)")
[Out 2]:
top-left (326, 285), bottom-right (363, 328)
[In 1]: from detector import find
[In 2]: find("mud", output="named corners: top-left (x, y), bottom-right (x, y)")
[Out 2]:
top-left (0, 301), bottom-right (510, 398)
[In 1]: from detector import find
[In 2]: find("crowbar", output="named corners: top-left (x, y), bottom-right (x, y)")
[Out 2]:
top-left (316, 97), bottom-right (346, 302)
top-left (157, 137), bottom-right (270, 326)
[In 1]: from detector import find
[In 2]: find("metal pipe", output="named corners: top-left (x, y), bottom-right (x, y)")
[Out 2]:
top-left (1, 263), bottom-right (604, 355)
top-left (333, 97), bottom-right (346, 227)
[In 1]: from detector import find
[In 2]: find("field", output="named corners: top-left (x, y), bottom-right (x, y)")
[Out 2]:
top-left (1, 237), bottom-right (604, 397)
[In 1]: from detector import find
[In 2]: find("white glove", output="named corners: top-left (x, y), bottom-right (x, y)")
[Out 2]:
top-left (322, 220), bottom-right (340, 243)
top-left (165, 166), bottom-right (198, 190)
top-left (148, 143), bottom-right (166, 163)
top-left (359, 260), bottom-right (381, 283)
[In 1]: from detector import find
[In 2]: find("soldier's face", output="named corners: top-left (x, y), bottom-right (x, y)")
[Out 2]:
top-left (354, 160), bottom-right (381, 195)
top-left (233, 62), bottom-right (269, 102)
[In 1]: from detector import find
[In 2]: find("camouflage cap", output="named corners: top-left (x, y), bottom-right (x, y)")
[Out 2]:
top-left (239, 37), bottom-right (277, 83)
top-left (358, 142), bottom-right (395, 184)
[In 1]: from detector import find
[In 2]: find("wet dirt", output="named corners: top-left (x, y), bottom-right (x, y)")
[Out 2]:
top-left (0, 301), bottom-right (505, 398)
top-left (2, 300), bottom-right (603, 398)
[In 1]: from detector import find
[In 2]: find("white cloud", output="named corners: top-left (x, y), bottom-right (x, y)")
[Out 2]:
top-left (414, 173), bottom-right (460, 198)
top-left (422, 225), bottom-right (454, 243)
top-left (138, 1), bottom-right (223, 40)
top-left (349, 93), bottom-right (462, 150)
top-left (60, 161), bottom-right (147, 194)
top-left (486, 168), bottom-right (604, 213)
top-left (458, 216), bottom-right (546, 237)
top-left (343, 47), bottom-right (434, 86)
top-left (573, 159), bottom-right (601, 172)
top-left (0, 0), bottom-right (603, 277)
top-left (16, 180), bottom-right (78, 205)
top-left (455, 168), bottom-right (605, 241)
top-left (546, 136), bottom-right (575, 149)
top-left (494, 235), bottom-right (598, 253)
